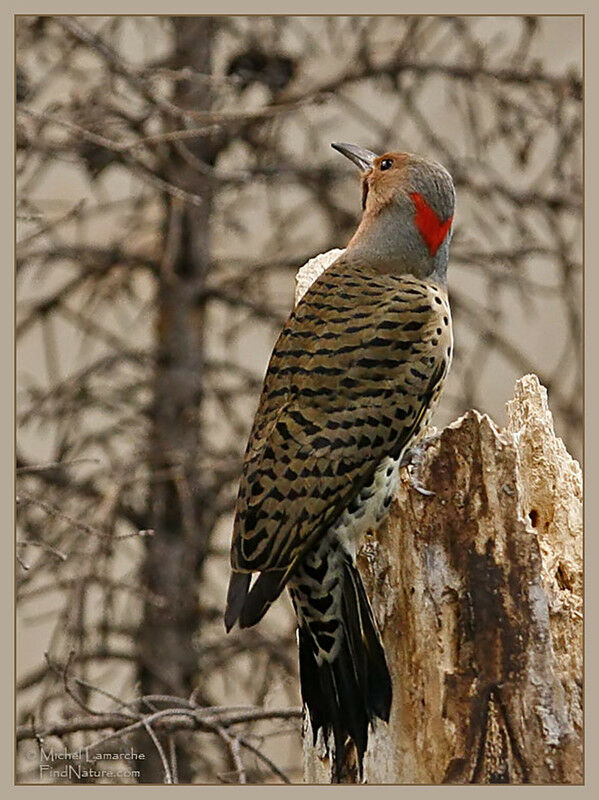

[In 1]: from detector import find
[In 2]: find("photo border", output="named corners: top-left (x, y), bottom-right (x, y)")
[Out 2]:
top-left (4, 3), bottom-right (592, 796)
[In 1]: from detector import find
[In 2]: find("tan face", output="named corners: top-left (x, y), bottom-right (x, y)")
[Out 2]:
top-left (360, 151), bottom-right (411, 211)
top-left (332, 142), bottom-right (455, 269)
top-left (357, 150), bottom-right (454, 262)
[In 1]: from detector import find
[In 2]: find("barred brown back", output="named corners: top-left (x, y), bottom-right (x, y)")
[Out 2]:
top-left (231, 255), bottom-right (452, 578)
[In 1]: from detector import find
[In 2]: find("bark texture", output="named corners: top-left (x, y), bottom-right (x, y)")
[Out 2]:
top-left (298, 251), bottom-right (583, 785)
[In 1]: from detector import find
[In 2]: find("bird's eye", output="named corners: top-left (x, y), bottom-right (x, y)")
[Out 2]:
top-left (380, 158), bottom-right (393, 171)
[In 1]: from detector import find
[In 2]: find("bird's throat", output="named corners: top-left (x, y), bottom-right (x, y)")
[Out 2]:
top-left (346, 201), bottom-right (450, 280)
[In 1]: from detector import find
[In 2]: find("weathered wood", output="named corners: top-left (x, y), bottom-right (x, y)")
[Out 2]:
top-left (298, 251), bottom-right (582, 785)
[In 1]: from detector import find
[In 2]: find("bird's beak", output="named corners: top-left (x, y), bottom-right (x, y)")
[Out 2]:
top-left (331, 142), bottom-right (377, 172)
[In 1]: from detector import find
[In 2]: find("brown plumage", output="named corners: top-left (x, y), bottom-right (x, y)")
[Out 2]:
top-left (225, 143), bottom-right (455, 780)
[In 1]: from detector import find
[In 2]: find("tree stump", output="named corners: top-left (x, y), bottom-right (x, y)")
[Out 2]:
top-left (297, 251), bottom-right (583, 785)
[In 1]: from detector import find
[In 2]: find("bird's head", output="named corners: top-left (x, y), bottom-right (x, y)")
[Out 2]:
top-left (332, 142), bottom-right (455, 281)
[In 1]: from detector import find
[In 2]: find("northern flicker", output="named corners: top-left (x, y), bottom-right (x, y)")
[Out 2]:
top-left (225, 143), bottom-right (455, 780)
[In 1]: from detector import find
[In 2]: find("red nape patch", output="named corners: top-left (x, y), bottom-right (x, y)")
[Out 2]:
top-left (410, 192), bottom-right (453, 257)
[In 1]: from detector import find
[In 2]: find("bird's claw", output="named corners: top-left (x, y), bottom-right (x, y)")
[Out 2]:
top-left (400, 435), bottom-right (437, 497)
top-left (409, 476), bottom-right (435, 496)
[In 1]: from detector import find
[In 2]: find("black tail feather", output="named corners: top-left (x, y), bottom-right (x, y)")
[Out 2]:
top-left (349, 565), bottom-right (393, 722)
top-left (225, 567), bottom-right (290, 631)
top-left (298, 560), bottom-right (392, 782)
top-left (224, 571), bottom-right (251, 632)
top-left (238, 568), bottom-right (287, 629)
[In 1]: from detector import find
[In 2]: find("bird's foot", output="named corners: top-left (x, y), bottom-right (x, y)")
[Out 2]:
top-left (400, 431), bottom-right (438, 497)
top-left (409, 475), bottom-right (435, 497)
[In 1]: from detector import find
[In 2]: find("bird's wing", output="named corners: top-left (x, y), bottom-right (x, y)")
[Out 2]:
top-left (230, 260), bottom-right (452, 576)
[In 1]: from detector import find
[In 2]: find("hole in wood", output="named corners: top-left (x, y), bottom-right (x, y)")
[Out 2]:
top-left (556, 563), bottom-right (571, 592)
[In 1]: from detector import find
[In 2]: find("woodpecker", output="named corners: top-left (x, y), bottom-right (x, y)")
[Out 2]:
top-left (225, 143), bottom-right (455, 781)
